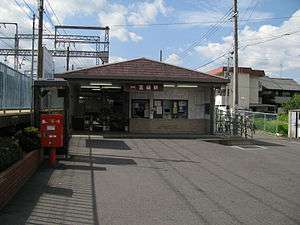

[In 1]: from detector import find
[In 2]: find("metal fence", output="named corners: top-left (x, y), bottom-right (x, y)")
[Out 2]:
top-left (0, 62), bottom-right (32, 110)
top-left (237, 110), bottom-right (288, 135)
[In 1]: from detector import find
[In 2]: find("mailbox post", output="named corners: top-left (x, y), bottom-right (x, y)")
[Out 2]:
top-left (40, 114), bottom-right (64, 166)
top-left (34, 79), bottom-right (69, 159)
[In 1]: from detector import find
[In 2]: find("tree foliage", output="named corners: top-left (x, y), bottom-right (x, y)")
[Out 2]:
top-left (282, 94), bottom-right (300, 111)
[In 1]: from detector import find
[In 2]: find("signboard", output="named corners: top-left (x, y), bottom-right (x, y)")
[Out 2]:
top-left (124, 84), bottom-right (163, 92)
top-left (42, 47), bottom-right (54, 79)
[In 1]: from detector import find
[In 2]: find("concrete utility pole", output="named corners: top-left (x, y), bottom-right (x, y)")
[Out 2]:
top-left (31, 14), bottom-right (35, 125)
top-left (232, 0), bottom-right (239, 110)
top-left (159, 50), bottom-right (162, 62)
top-left (37, 0), bottom-right (44, 79)
top-left (31, 14), bottom-right (35, 80)
top-left (14, 24), bottom-right (19, 71)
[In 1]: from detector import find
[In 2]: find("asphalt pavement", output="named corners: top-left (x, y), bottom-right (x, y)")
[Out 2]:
top-left (0, 135), bottom-right (299, 225)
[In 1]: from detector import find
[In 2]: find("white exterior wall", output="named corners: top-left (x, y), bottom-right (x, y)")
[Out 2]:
top-left (215, 72), bottom-right (260, 110)
top-left (129, 87), bottom-right (211, 119)
top-left (249, 76), bottom-right (259, 104)
top-left (238, 72), bottom-right (250, 109)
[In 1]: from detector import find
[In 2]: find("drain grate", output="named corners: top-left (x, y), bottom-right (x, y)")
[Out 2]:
top-left (86, 139), bottom-right (131, 150)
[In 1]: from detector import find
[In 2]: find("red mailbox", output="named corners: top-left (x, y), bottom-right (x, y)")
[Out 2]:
top-left (40, 114), bottom-right (64, 148)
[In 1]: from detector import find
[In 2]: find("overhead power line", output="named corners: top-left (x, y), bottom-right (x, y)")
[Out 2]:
top-left (166, 7), bottom-right (233, 63)
top-left (194, 30), bottom-right (300, 70)
top-left (44, 0), bottom-right (84, 68)
top-left (109, 15), bottom-right (300, 27)
top-left (194, 52), bottom-right (230, 70)
top-left (14, 0), bottom-right (53, 34)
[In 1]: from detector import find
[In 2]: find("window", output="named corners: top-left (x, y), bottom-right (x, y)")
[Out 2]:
top-left (132, 99), bottom-right (150, 118)
top-left (154, 100), bottom-right (188, 119)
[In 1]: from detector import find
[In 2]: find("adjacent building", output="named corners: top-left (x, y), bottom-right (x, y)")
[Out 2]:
top-left (56, 58), bottom-right (228, 134)
top-left (208, 66), bottom-right (300, 113)
top-left (208, 66), bottom-right (265, 111)
top-left (258, 76), bottom-right (300, 112)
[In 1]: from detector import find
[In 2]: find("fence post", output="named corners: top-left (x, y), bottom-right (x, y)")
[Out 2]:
top-left (264, 114), bottom-right (266, 131)
top-left (276, 114), bottom-right (278, 134)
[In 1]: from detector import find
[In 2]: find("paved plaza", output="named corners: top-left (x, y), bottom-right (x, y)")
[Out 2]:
top-left (0, 135), bottom-right (299, 225)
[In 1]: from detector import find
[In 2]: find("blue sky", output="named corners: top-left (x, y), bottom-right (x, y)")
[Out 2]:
top-left (0, 0), bottom-right (299, 81)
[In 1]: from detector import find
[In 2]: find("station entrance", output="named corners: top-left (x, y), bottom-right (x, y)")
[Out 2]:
top-left (70, 82), bottom-right (129, 133)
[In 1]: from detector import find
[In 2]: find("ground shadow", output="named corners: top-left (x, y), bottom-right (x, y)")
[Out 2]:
top-left (91, 153), bottom-right (202, 164)
top-left (68, 155), bottom-right (137, 165)
top-left (45, 186), bottom-right (74, 197)
top-left (0, 164), bottom-right (54, 225)
top-left (86, 139), bottom-right (131, 150)
top-left (253, 140), bottom-right (285, 146)
top-left (203, 138), bottom-right (285, 147)
top-left (56, 163), bottom-right (107, 171)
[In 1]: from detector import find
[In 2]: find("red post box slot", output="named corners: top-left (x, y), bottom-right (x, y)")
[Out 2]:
top-left (40, 114), bottom-right (64, 148)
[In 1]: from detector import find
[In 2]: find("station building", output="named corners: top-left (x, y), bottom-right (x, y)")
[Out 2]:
top-left (56, 58), bottom-right (228, 134)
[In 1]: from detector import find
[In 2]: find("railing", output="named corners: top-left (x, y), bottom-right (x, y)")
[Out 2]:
top-left (237, 110), bottom-right (288, 136)
top-left (0, 62), bottom-right (32, 110)
top-left (0, 108), bottom-right (32, 116)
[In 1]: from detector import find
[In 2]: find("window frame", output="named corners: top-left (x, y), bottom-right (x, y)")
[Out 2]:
top-left (153, 99), bottom-right (188, 119)
top-left (131, 99), bottom-right (150, 119)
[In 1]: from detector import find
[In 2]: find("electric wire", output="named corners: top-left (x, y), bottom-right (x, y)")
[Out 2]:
top-left (44, 0), bottom-right (85, 68)
top-left (194, 30), bottom-right (300, 70)
top-left (165, 7), bottom-right (233, 63)
top-left (109, 15), bottom-right (300, 27)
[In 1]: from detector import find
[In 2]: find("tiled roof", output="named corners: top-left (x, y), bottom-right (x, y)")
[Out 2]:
top-left (55, 58), bottom-right (228, 84)
top-left (207, 66), bottom-right (265, 77)
top-left (259, 76), bottom-right (300, 91)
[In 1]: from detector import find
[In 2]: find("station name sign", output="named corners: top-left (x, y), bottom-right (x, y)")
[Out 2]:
top-left (124, 84), bottom-right (163, 92)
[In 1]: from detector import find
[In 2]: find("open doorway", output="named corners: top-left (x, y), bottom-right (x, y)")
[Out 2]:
top-left (71, 85), bottom-right (129, 133)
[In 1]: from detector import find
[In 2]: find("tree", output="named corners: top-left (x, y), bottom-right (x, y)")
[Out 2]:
top-left (282, 94), bottom-right (300, 111)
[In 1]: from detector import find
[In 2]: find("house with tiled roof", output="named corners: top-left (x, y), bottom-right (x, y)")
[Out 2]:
top-left (207, 66), bottom-right (300, 112)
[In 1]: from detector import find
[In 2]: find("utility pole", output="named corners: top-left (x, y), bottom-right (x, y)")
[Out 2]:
top-left (37, 0), bottom-right (44, 79)
top-left (159, 50), bottom-right (162, 62)
top-left (232, 0), bottom-right (239, 111)
top-left (31, 14), bottom-right (35, 80)
top-left (66, 46), bottom-right (70, 71)
top-left (30, 14), bottom-right (35, 125)
top-left (14, 25), bottom-right (19, 71)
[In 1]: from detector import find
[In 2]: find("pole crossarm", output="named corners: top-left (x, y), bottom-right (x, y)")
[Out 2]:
top-left (0, 48), bottom-right (109, 59)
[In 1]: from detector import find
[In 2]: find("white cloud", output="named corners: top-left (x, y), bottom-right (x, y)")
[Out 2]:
top-left (47, 0), bottom-right (170, 42)
top-left (127, 0), bottom-right (171, 25)
top-left (194, 9), bottom-right (300, 75)
top-left (46, 0), bottom-right (107, 21)
top-left (109, 56), bottom-right (127, 63)
top-left (164, 53), bottom-right (182, 65)
top-left (98, 0), bottom-right (171, 42)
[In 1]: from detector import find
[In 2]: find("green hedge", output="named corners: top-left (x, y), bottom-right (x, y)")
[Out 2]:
top-left (253, 114), bottom-right (288, 135)
top-left (0, 127), bottom-right (40, 172)
top-left (0, 137), bottom-right (22, 172)
top-left (15, 127), bottom-right (40, 153)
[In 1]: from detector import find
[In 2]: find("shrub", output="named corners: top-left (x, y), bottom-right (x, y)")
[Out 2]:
top-left (15, 127), bottom-right (40, 153)
top-left (0, 137), bottom-right (21, 172)
top-left (253, 115), bottom-right (288, 136)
